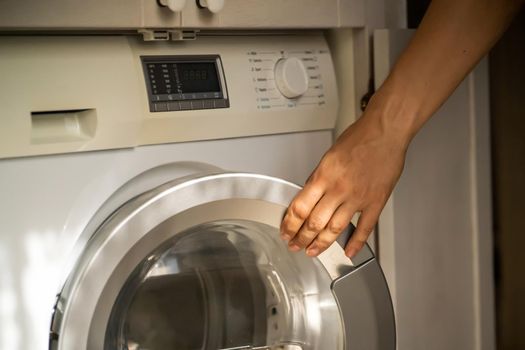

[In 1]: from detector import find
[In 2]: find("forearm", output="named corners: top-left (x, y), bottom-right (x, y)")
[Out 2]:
top-left (280, 0), bottom-right (523, 257)
top-left (370, 0), bottom-right (524, 142)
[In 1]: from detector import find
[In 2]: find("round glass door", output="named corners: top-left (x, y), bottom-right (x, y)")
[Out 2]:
top-left (53, 173), bottom-right (393, 350)
top-left (104, 220), bottom-right (344, 350)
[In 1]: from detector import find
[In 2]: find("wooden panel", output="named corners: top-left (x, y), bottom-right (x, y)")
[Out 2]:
top-left (374, 29), bottom-right (495, 350)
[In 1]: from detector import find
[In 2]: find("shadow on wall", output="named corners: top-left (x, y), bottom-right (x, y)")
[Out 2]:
top-left (489, 6), bottom-right (525, 350)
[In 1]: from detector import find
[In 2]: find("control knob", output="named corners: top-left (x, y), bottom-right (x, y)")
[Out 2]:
top-left (274, 57), bottom-right (309, 99)
top-left (159, 0), bottom-right (187, 12)
top-left (198, 0), bottom-right (225, 13)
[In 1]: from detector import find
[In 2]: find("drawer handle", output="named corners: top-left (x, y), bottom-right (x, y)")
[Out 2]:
top-left (31, 109), bottom-right (97, 144)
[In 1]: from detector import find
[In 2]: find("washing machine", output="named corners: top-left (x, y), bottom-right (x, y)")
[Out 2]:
top-left (0, 31), bottom-right (395, 350)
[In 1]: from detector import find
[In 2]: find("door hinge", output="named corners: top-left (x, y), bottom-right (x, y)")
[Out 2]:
top-left (360, 78), bottom-right (375, 112)
top-left (138, 29), bottom-right (199, 41)
top-left (360, 90), bottom-right (373, 111)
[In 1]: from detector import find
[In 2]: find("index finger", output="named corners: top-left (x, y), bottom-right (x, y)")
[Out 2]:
top-left (280, 182), bottom-right (324, 241)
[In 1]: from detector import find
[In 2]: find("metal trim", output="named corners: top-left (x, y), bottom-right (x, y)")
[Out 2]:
top-left (53, 171), bottom-right (394, 349)
top-left (332, 259), bottom-right (397, 350)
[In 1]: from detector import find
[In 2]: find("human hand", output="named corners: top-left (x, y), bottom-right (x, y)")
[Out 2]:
top-left (280, 102), bottom-right (410, 258)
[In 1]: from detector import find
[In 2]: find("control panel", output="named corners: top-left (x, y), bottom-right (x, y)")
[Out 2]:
top-left (0, 34), bottom-right (340, 158)
top-left (132, 34), bottom-right (338, 145)
top-left (247, 49), bottom-right (328, 110)
top-left (142, 55), bottom-right (229, 112)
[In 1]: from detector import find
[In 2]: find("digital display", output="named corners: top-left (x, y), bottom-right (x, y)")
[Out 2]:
top-left (142, 55), bottom-right (229, 112)
top-left (146, 61), bottom-right (221, 95)
top-left (179, 62), bottom-right (221, 93)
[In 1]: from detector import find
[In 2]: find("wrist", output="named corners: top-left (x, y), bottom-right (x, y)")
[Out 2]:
top-left (363, 77), bottom-right (423, 147)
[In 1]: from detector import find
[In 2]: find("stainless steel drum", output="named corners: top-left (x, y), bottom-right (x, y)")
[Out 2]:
top-left (50, 164), bottom-right (396, 350)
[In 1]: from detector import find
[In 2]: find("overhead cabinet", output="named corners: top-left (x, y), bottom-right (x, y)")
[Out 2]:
top-left (0, 0), bottom-right (142, 29)
top-left (0, 0), bottom-right (364, 30)
top-left (194, 0), bottom-right (339, 28)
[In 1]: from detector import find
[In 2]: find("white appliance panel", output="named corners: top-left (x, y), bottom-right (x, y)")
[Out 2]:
top-left (0, 34), bottom-right (338, 159)
top-left (0, 131), bottom-right (332, 349)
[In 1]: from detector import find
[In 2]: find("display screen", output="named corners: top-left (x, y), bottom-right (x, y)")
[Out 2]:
top-left (178, 62), bottom-right (221, 93)
top-left (141, 55), bottom-right (229, 112)
top-left (145, 61), bottom-right (221, 95)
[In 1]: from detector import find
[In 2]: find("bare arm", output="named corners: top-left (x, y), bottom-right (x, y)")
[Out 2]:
top-left (382, 0), bottom-right (523, 140)
top-left (280, 0), bottom-right (524, 258)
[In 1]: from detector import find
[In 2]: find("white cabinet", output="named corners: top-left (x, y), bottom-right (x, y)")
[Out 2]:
top-left (0, 0), bottom-right (141, 29)
top-left (141, 0), bottom-right (182, 28)
top-left (0, 0), bottom-right (365, 30)
top-left (212, 0), bottom-right (340, 28)
top-left (181, 0), bottom-right (366, 29)
top-left (181, 0), bottom-right (347, 29)
top-left (374, 29), bottom-right (495, 350)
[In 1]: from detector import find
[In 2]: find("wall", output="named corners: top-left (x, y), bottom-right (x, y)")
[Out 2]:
top-left (489, 7), bottom-right (525, 350)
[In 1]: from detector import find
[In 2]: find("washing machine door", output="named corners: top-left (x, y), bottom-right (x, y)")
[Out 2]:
top-left (50, 171), bottom-right (395, 350)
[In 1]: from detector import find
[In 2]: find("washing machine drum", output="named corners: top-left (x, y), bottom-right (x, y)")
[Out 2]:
top-left (51, 170), bottom-right (395, 350)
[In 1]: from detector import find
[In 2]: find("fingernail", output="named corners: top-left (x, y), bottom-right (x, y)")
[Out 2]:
top-left (346, 247), bottom-right (357, 258)
top-left (288, 244), bottom-right (301, 252)
top-left (306, 245), bottom-right (319, 257)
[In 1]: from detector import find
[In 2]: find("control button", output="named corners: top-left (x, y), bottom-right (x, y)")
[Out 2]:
top-left (154, 103), bottom-right (168, 112)
top-left (274, 57), bottom-right (309, 99)
top-left (168, 102), bottom-right (181, 111)
top-left (198, 0), bottom-right (225, 13)
top-left (214, 99), bottom-right (228, 108)
top-left (191, 100), bottom-right (203, 109)
top-left (179, 101), bottom-right (192, 110)
top-left (202, 100), bottom-right (214, 109)
top-left (159, 0), bottom-right (187, 12)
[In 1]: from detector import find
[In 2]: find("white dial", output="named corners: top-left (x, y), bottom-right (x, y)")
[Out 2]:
top-left (198, 0), bottom-right (225, 13)
top-left (159, 0), bottom-right (187, 12)
top-left (274, 57), bottom-right (309, 99)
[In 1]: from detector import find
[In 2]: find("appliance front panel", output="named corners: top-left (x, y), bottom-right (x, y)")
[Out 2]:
top-left (0, 34), bottom-right (338, 159)
top-left (0, 131), bottom-right (332, 350)
top-left (52, 173), bottom-right (394, 350)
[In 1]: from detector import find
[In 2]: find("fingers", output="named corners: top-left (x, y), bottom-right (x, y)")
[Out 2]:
top-left (288, 193), bottom-right (344, 252)
top-left (282, 190), bottom-right (381, 259)
top-left (305, 202), bottom-right (356, 257)
top-left (280, 181), bottom-right (324, 242)
top-left (344, 205), bottom-right (381, 258)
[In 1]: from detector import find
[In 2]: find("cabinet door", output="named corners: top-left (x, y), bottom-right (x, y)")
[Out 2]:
top-left (142, 0), bottom-right (182, 28)
top-left (219, 0), bottom-right (339, 28)
top-left (0, 0), bottom-right (141, 29)
top-left (182, 0), bottom-right (340, 28)
top-left (374, 30), bottom-right (495, 350)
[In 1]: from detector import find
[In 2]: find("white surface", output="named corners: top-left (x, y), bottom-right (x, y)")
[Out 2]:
top-left (0, 34), bottom-right (340, 349)
top-left (374, 29), bottom-right (495, 350)
top-left (362, 0), bottom-right (406, 29)
top-left (0, 34), bottom-right (338, 159)
top-left (198, 0), bottom-right (225, 13)
top-left (131, 34), bottom-right (339, 147)
top-left (159, 0), bottom-right (187, 12)
top-left (0, 0), bottom-right (365, 29)
top-left (0, 27), bottom-right (351, 350)
top-left (0, 131), bottom-right (332, 350)
top-left (274, 57), bottom-right (310, 99)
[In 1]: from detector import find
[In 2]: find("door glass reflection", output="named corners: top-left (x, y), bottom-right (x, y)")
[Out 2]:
top-left (104, 221), bottom-right (343, 350)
